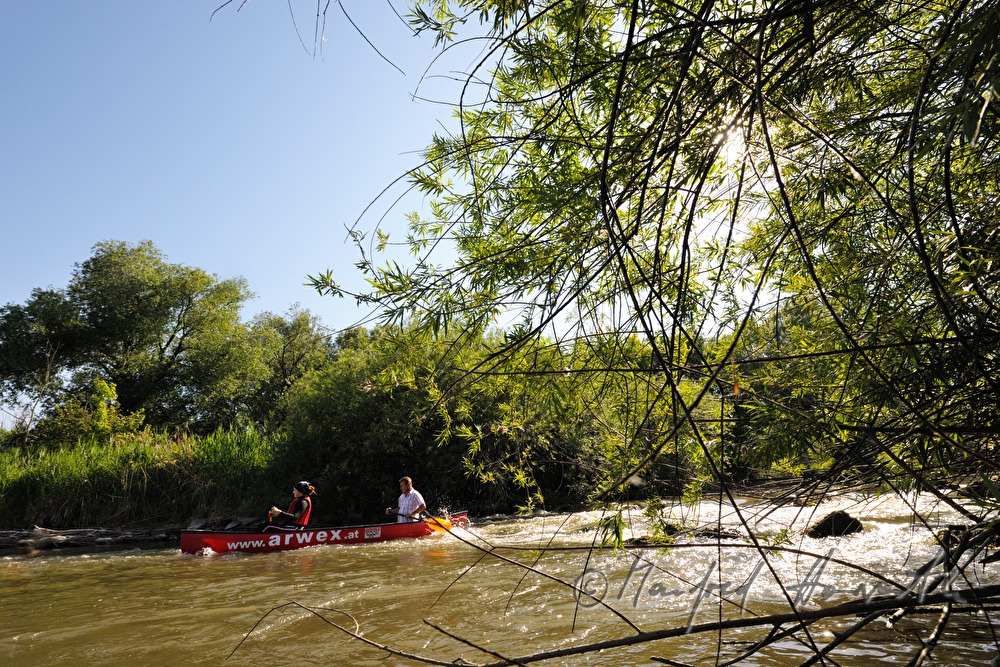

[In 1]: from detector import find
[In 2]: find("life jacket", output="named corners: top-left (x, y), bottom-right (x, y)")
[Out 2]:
top-left (287, 495), bottom-right (312, 527)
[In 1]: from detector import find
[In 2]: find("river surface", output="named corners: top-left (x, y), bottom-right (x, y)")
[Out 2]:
top-left (3, 494), bottom-right (999, 666)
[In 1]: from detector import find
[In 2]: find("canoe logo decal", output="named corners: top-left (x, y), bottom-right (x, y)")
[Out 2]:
top-left (365, 527), bottom-right (382, 539)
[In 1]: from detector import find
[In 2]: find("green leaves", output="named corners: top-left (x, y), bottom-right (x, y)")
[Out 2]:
top-left (1, 241), bottom-right (269, 438)
top-left (294, 0), bottom-right (1000, 504)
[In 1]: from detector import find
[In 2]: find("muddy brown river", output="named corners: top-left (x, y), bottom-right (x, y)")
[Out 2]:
top-left (3, 495), bottom-right (999, 665)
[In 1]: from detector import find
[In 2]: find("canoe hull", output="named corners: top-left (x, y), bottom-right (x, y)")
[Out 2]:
top-left (180, 512), bottom-right (468, 554)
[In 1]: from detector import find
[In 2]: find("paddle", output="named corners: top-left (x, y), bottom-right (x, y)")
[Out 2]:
top-left (424, 515), bottom-right (452, 532)
top-left (386, 511), bottom-right (452, 532)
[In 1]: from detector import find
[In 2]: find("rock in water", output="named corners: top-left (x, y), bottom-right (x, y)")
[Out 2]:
top-left (807, 511), bottom-right (863, 538)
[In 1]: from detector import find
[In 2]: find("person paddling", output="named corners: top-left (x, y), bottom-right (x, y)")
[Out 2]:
top-left (262, 481), bottom-right (315, 532)
top-left (385, 476), bottom-right (426, 523)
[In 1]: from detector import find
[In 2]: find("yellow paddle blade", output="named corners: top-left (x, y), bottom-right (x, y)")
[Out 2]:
top-left (427, 517), bottom-right (452, 532)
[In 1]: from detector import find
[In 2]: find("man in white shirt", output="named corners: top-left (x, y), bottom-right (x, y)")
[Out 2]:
top-left (386, 476), bottom-right (426, 522)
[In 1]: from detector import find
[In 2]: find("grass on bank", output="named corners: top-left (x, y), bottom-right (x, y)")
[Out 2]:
top-left (0, 427), bottom-right (281, 530)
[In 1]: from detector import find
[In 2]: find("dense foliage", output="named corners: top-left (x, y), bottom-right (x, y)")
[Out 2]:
top-left (302, 0), bottom-right (999, 505)
top-left (2, 242), bottom-right (719, 526)
top-left (296, 0), bottom-right (999, 660)
top-left (0, 320), bottom-right (712, 527)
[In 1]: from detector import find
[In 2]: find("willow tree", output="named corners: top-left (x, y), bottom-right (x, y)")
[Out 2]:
top-left (295, 0), bottom-right (999, 663)
top-left (309, 0), bottom-right (998, 496)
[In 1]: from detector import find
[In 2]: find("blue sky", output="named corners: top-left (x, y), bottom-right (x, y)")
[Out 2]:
top-left (1, 2), bottom-right (461, 331)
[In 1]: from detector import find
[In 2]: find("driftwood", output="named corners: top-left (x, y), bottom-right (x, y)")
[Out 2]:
top-left (625, 522), bottom-right (744, 546)
top-left (0, 525), bottom-right (177, 554)
top-left (0, 516), bottom-right (264, 555)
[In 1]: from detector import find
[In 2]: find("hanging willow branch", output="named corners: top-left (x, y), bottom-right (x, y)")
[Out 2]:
top-left (228, 0), bottom-right (1000, 664)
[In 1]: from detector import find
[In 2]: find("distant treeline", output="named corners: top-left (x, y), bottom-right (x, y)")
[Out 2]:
top-left (10, 239), bottom-right (980, 531)
top-left (0, 242), bottom-right (738, 529)
top-left (0, 309), bottom-right (731, 528)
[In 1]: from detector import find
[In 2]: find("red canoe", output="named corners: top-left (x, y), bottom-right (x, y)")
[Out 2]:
top-left (180, 512), bottom-right (469, 554)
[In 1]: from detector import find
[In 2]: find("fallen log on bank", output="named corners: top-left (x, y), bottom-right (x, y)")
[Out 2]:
top-left (0, 516), bottom-right (266, 555)
top-left (0, 525), bottom-right (177, 554)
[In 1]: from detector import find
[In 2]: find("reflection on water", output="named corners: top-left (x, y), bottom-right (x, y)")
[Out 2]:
top-left (1, 494), bottom-right (998, 666)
